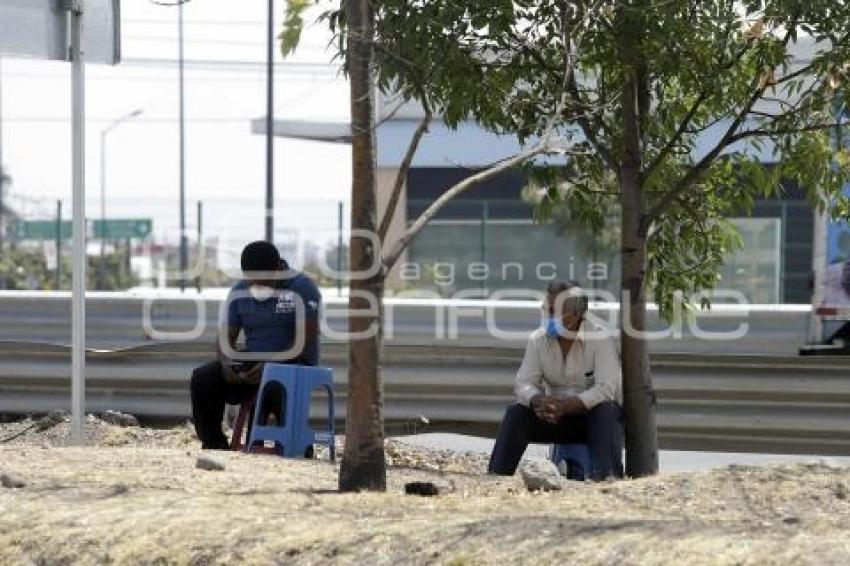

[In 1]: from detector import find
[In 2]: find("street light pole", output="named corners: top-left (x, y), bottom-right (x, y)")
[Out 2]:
top-left (56, 199), bottom-right (62, 290)
top-left (98, 108), bottom-right (143, 289)
top-left (265, 0), bottom-right (274, 242)
top-left (0, 56), bottom-right (5, 254)
top-left (196, 199), bottom-right (202, 292)
top-left (178, 0), bottom-right (188, 291)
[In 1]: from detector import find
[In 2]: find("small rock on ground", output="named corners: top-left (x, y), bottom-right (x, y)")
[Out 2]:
top-left (101, 411), bottom-right (140, 428)
top-left (196, 454), bottom-right (226, 471)
top-left (1, 473), bottom-right (26, 489)
top-left (520, 459), bottom-right (566, 492)
top-left (404, 480), bottom-right (454, 497)
top-left (35, 411), bottom-right (67, 432)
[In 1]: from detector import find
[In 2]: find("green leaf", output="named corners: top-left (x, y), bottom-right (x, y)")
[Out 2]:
top-left (280, 0), bottom-right (316, 58)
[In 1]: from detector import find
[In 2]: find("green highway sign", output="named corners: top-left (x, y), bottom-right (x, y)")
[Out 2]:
top-left (16, 220), bottom-right (73, 241)
top-left (93, 218), bottom-right (152, 239)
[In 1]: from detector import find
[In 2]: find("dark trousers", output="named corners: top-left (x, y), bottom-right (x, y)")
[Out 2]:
top-left (190, 361), bottom-right (259, 450)
top-left (488, 401), bottom-right (624, 480)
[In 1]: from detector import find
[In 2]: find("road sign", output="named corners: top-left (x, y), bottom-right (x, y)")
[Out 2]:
top-left (0, 0), bottom-right (122, 443)
top-left (16, 219), bottom-right (72, 240)
top-left (92, 218), bottom-right (152, 239)
top-left (0, 0), bottom-right (120, 65)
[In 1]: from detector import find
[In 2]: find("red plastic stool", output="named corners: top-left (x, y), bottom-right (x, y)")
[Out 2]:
top-left (230, 392), bottom-right (257, 451)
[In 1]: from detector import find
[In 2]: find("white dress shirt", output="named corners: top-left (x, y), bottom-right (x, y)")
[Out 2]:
top-left (515, 319), bottom-right (623, 410)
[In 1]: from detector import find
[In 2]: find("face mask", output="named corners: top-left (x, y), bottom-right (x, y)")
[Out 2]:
top-left (545, 316), bottom-right (566, 339)
top-left (249, 285), bottom-right (275, 302)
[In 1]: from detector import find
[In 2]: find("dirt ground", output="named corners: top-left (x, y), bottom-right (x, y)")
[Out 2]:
top-left (0, 415), bottom-right (848, 565)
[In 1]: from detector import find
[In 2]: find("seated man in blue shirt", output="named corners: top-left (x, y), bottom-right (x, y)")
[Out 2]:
top-left (190, 240), bottom-right (321, 450)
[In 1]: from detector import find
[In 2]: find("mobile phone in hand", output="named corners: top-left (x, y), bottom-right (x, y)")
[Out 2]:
top-left (229, 361), bottom-right (258, 374)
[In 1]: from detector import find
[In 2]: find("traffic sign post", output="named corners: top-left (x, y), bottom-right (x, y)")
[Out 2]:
top-left (1, 0), bottom-right (121, 444)
top-left (16, 219), bottom-right (73, 240)
top-left (92, 218), bottom-right (151, 291)
top-left (0, 0), bottom-right (120, 65)
top-left (70, 0), bottom-right (86, 444)
top-left (92, 218), bottom-right (152, 239)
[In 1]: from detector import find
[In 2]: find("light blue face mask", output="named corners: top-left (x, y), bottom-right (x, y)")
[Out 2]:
top-left (545, 316), bottom-right (566, 339)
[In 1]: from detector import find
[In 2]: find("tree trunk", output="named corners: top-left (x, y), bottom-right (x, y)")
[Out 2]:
top-left (619, 44), bottom-right (659, 478)
top-left (339, 0), bottom-right (387, 492)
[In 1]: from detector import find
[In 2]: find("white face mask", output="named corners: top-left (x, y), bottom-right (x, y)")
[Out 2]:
top-left (249, 285), bottom-right (275, 302)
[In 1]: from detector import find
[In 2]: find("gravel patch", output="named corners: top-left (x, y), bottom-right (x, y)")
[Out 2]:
top-left (0, 416), bottom-right (848, 564)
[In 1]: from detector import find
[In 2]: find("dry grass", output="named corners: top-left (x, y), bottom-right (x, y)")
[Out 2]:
top-left (0, 418), bottom-right (848, 565)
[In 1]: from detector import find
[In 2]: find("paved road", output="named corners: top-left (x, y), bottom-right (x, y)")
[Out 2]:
top-left (392, 433), bottom-right (850, 473)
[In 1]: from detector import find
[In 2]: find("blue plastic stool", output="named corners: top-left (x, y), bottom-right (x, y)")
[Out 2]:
top-left (246, 364), bottom-right (336, 461)
top-left (550, 443), bottom-right (593, 481)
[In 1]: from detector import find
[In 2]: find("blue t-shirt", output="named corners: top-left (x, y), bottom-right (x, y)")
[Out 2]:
top-left (226, 270), bottom-right (321, 365)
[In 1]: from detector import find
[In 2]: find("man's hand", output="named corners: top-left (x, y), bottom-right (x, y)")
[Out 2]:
top-left (532, 396), bottom-right (586, 424)
top-left (531, 395), bottom-right (559, 423)
top-left (222, 362), bottom-right (240, 384)
top-left (529, 394), bottom-right (548, 414)
top-left (222, 362), bottom-right (264, 385)
top-left (240, 362), bottom-right (264, 385)
top-left (538, 398), bottom-right (564, 424)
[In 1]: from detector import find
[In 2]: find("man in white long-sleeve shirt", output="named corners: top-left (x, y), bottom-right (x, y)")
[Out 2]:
top-left (488, 281), bottom-right (624, 480)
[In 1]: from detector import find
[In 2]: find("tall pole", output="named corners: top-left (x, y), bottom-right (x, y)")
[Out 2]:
top-left (196, 200), bottom-right (202, 292)
top-left (0, 56), bottom-right (5, 254)
top-left (56, 199), bottom-right (62, 290)
top-left (98, 109), bottom-right (143, 290)
top-left (480, 200), bottom-right (489, 295)
top-left (337, 200), bottom-right (344, 296)
top-left (70, 0), bottom-right (87, 444)
top-left (265, 0), bottom-right (274, 242)
top-left (124, 238), bottom-right (131, 280)
top-left (98, 129), bottom-right (107, 288)
top-left (178, 0), bottom-right (188, 291)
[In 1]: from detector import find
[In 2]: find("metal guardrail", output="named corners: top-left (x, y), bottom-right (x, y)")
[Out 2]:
top-left (0, 340), bottom-right (848, 456)
top-left (0, 292), bottom-right (814, 355)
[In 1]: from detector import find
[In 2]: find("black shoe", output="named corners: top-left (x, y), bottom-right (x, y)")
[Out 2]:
top-left (201, 435), bottom-right (231, 451)
top-left (304, 445), bottom-right (314, 459)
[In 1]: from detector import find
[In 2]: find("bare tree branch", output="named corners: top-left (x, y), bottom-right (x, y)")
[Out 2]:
top-left (567, 69), bottom-right (617, 171)
top-left (562, 4), bottom-right (617, 171)
top-left (381, 141), bottom-right (552, 270)
top-left (378, 0), bottom-right (604, 271)
top-left (646, 106), bottom-right (753, 224)
top-left (728, 121), bottom-right (842, 143)
top-left (643, 38), bottom-right (756, 182)
top-left (381, 77), bottom-right (577, 271)
top-left (374, 96), bottom-right (406, 128)
top-left (503, 0), bottom-right (616, 171)
top-left (378, 94), bottom-right (433, 242)
top-left (647, 17), bottom-right (801, 223)
top-left (643, 92), bottom-right (710, 180)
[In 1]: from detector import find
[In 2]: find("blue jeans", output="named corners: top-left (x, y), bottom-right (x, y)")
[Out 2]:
top-left (488, 401), bottom-right (624, 480)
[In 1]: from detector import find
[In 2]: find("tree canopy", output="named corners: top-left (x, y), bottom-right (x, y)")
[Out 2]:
top-left (286, 0), bottom-right (850, 313)
top-left (284, 0), bottom-right (850, 477)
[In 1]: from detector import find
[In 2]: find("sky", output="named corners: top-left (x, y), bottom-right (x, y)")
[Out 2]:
top-left (0, 0), bottom-right (351, 250)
